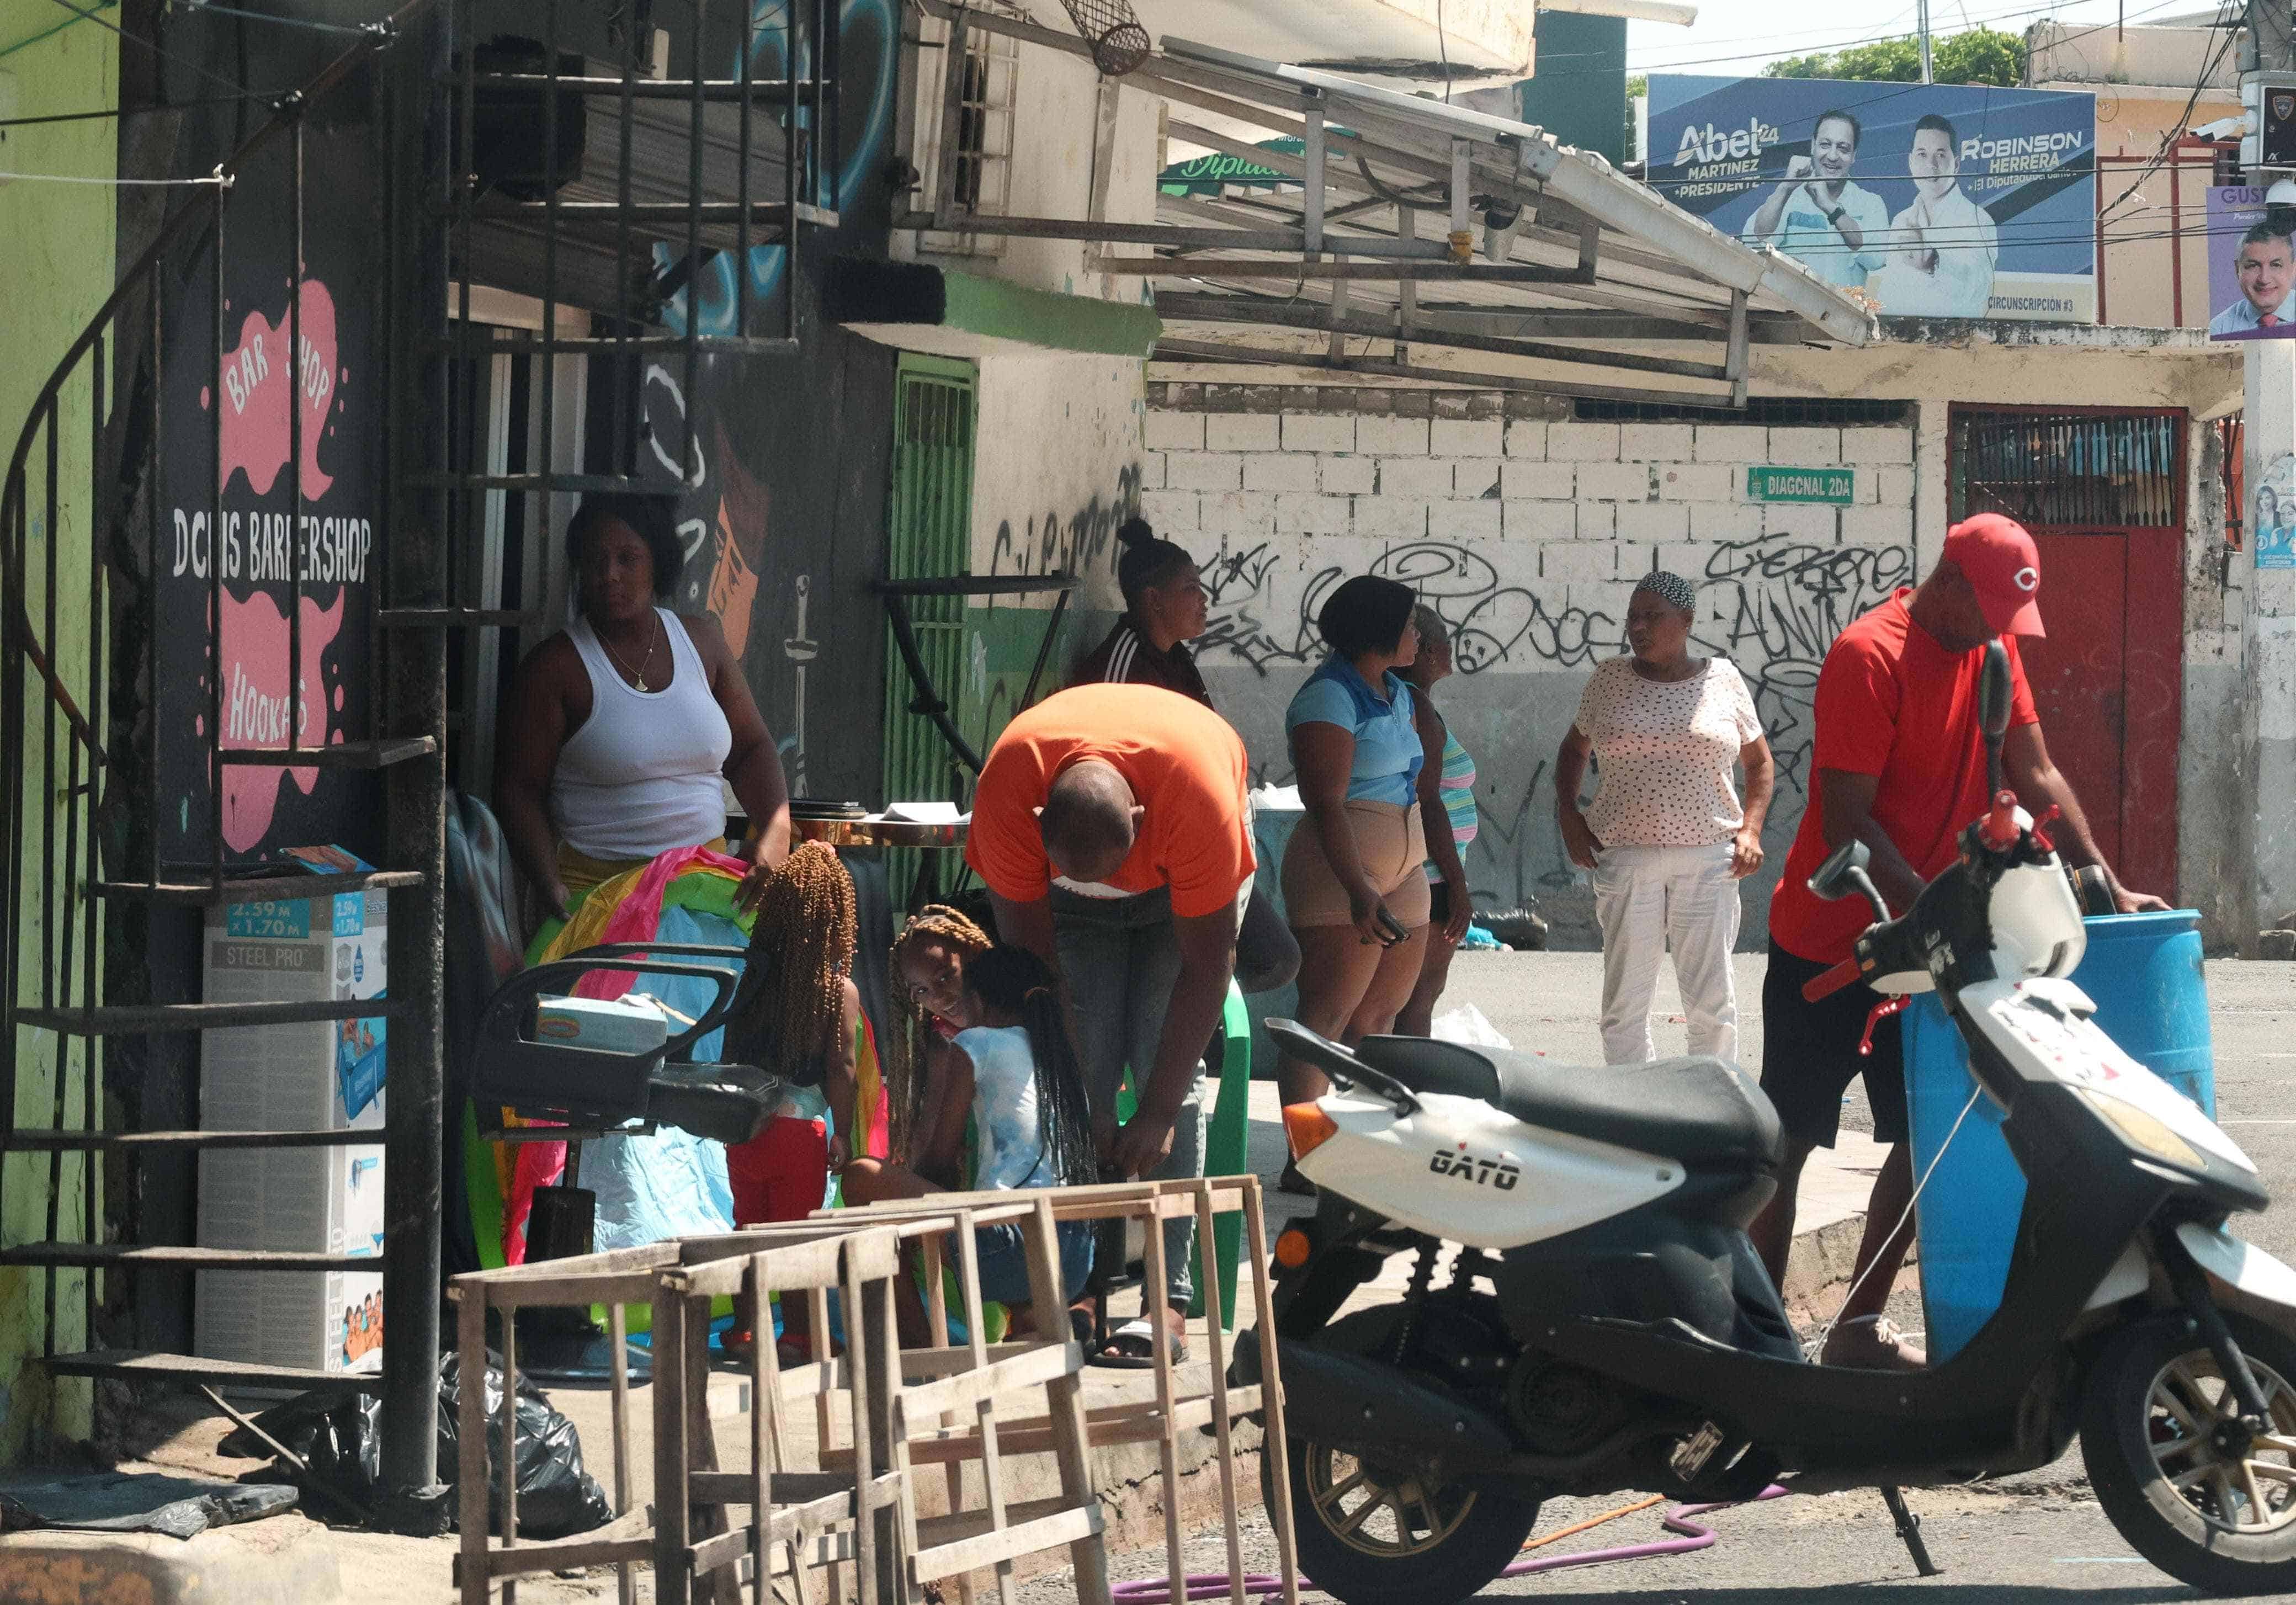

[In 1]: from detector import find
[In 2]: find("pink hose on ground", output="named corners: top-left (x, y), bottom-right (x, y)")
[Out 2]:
top-left (1108, 1485), bottom-right (1788, 1604)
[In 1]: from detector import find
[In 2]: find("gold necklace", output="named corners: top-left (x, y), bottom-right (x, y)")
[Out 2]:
top-left (599, 618), bottom-right (660, 691)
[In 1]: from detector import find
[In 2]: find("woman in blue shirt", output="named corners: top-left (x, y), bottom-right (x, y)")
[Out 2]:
top-left (1277, 577), bottom-right (1470, 1194)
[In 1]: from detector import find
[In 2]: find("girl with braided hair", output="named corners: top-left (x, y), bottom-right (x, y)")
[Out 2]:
top-left (846, 939), bottom-right (1099, 1329)
top-left (880, 904), bottom-right (994, 1176)
top-left (722, 843), bottom-right (863, 1224)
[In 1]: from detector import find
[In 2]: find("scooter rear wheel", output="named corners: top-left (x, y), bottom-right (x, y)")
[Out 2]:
top-left (2082, 1312), bottom-right (2296, 1594)
top-left (1269, 1433), bottom-right (1540, 1605)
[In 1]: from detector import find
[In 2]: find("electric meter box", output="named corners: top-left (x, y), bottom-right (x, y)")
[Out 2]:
top-left (2243, 73), bottom-right (2296, 171)
top-left (195, 847), bottom-right (388, 1378)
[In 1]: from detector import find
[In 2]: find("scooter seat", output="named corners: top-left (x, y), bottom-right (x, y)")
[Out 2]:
top-left (1353, 1035), bottom-right (1783, 1168)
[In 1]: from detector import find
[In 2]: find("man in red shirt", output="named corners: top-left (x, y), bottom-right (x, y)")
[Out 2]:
top-left (968, 683), bottom-right (1255, 1362)
top-left (1751, 514), bottom-right (2165, 1369)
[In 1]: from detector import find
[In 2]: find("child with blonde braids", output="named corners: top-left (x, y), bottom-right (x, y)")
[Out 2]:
top-left (878, 903), bottom-right (990, 1181)
top-left (722, 842), bottom-right (862, 1224)
top-left (848, 927), bottom-right (1098, 1331)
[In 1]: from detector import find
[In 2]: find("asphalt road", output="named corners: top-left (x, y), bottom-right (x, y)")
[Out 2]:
top-left (1039, 953), bottom-right (2296, 1602)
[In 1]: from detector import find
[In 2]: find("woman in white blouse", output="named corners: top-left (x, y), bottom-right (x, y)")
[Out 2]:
top-left (1553, 572), bottom-right (1775, 1066)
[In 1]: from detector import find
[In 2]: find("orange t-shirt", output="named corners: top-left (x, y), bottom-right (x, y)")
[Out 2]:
top-left (1769, 591), bottom-right (2039, 965)
top-left (966, 685), bottom-right (1255, 920)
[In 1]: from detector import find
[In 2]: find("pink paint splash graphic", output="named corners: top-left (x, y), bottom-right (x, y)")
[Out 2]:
top-left (214, 589), bottom-right (345, 852)
top-left (210, 278), bottom-right (339, 498)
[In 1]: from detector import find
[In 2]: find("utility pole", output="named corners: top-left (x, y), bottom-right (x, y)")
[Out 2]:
top-left (1918, 0), bottom-right (1934, 82)
top-left (2237, 0), bottom-right (2296, 952)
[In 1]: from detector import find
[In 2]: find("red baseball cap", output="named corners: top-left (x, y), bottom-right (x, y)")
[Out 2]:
top-left (1942, 513), bottom-right (2044, 639)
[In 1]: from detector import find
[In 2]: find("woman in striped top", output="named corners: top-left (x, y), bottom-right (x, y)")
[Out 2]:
top-left (1397, 606), bottom-right (1479, 1036)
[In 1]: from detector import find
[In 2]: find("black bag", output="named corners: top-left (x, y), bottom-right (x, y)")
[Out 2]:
top-left (221, 1350), bottom-right (612, 1539)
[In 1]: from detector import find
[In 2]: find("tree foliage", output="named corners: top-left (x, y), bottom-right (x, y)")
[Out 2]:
top-left (1762, 25), bottom-right (2026, 87)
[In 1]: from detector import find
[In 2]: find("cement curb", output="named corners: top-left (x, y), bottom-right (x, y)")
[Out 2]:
top-left (0, 1523), bottom-right (344, 1603)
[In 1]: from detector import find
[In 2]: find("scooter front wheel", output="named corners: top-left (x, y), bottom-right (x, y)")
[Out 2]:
top-left (2082, 1312), bottom-right (2296, 1594)
top-left (1271, 1433), bottom-right (1539, 1605)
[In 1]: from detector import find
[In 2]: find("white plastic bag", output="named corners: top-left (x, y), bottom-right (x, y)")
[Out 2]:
top-left (1430, 1003), bottom-right (1511, 1050)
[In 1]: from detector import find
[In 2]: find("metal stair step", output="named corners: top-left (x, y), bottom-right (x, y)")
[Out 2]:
top-left (1, 1129), bottom-right (377, 1152)
top-left (17, 998), bottom-right (407, 1035)
top-left (44, 1349), bottom-right (382, 1391)
top-left (91, 868), bottom-right (426, 905)
top-left (0, 1246), bottom-right (380, 1269)
top-left (216, 736), bottom-right (436, 769)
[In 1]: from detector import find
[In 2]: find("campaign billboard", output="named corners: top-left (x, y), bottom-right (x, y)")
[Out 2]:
top-left (2205, 187), bottom-right (2296, 339)
top-left (1646, 76), bottom-right (2097, 322)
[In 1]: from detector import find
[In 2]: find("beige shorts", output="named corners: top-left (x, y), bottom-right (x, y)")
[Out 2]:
top-left (1281, 800), bottom-right (1432, 929)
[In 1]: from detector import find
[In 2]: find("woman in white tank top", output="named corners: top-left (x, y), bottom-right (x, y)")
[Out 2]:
top-left (495, 493), bottom-right (792, 918)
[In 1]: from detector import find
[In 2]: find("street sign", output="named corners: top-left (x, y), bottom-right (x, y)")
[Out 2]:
top-left (1747, 465), bottom-right (1854, 504)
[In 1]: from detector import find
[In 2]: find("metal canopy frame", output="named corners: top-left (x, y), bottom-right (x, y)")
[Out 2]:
top-left (902, 2), bottom-right (1876, 406)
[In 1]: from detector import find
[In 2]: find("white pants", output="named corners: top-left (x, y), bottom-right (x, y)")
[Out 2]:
top-left (1591, 842), bottom-right (1742, 1066)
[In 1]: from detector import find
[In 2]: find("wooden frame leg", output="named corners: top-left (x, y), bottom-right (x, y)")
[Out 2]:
top-left (1194, 1184), bottom-right (1247, 1605)
top-left (1243, 1178), bottom-right (1301, 1604)
top-left (1024, 1196), bottom-right (1111, 1605)
top-left (455, 1286), bottom-right (489, 1605)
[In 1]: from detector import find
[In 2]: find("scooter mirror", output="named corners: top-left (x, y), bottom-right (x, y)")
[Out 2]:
top-left (1810, 838), bottom-right (1893, 922)
top-left (1810, 839), bottom-right (1871, 900)
top-left (1980, 640), bottom-right (2012, 741)
top-left (1980, 639), bottom-right (2012, 798)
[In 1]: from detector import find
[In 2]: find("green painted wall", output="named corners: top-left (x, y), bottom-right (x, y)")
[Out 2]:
top-left (0, 8), bottom-right (118, 1457)
top-left (1520, 12), bottom-right (1627, 168)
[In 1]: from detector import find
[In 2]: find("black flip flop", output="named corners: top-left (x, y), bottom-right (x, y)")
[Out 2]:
top-left (1091, 1317), bottom-right (1188, 1370)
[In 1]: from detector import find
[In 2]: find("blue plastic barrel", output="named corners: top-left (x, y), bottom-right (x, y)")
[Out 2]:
top-left (1902, 910), bottom-right (2214, 1362)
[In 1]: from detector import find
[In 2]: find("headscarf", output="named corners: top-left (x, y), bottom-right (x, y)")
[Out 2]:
top-left (1634, 570), bottom-right (1698, 615)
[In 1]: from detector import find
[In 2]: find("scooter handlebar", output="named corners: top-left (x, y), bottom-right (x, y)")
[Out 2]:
top-left (1802, 956), bottom-right (1865, 1003)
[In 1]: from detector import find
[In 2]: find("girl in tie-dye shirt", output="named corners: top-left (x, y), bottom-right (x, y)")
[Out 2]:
top-left (1397, 607), bottom-right (1480, 1035)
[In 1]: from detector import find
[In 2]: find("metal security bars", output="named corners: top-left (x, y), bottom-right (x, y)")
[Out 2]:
top-left (881, 357), bottom-right (977, 808)
top-left (0, 0), bottom-right (842, 1519)
top-left (1948, 407), bottom-right (2186, 532)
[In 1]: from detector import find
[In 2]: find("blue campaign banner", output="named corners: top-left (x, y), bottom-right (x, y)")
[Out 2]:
top-left (1647, 76), bottom-right (2096, 322)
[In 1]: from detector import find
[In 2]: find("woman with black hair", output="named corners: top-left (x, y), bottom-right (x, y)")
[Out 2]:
top-left (1076, 518), bottom-right (1299, 999)
top-left (1076, 517), bottom-right (1214, 701)
top-left (495, 491), bottom-right (793, 919)
top-left (1276, 576), bottom-right (1470, 1193)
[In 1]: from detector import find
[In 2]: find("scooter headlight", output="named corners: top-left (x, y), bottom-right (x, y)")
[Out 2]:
top-left (2076, 1086), bottom-right (2205, 1170)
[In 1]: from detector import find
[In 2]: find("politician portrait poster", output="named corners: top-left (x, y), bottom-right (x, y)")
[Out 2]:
top-left (2206, 187), bottom-right (2296, 341)
top-left (1647, 76), bottom-right (2097, 322)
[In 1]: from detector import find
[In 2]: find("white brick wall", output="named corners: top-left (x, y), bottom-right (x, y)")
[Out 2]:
top-left (1546, 421), bottom-right (1622, 461)
top-left (1431, 418), bottom-right (1505, 457)
top-left (1503, 421), bottom-right (1548, 459)
top-left (1205, 413), bottom-right (1280, 453)
top-left (1357, 416), bottom-right (1431, 455)
top-left (1283, 414), bottom-right (1355, 454)
top-left (1322, 454), bottom-right (1376, 495)
top-left (1380, 457), bottom-right (1455, 498)
top-left (1578, 462), bottom-right (1654, 503)
top-left (1242, 453), bottom-right (1319, 493)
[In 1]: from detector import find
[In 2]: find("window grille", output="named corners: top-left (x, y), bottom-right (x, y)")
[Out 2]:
top-left (1947, 407), bottom-right (2185, 530)
top-left (917, 7), bottom-right (1021, 257)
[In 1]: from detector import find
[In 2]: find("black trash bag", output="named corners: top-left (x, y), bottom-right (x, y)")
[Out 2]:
top-left (219, 1350), bottom-right (611, 1539)
top-left (435, 1348), bottom-right (613, 1539)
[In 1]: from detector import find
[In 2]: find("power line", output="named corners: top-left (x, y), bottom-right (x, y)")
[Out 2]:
top-left (0, 93), bottom-right (269, 130)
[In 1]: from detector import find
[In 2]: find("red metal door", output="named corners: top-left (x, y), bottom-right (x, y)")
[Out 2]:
top-left (2019, 529), bottom-right (2182, 899)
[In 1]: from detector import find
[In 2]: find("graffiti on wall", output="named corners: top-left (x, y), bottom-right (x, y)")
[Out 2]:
top-left (987, 463), bottom-right (1144, 582)
top-left (1198, 538), bottom-right (1623, 676)
top-left (1694, 536), bottom-right (1913, 796)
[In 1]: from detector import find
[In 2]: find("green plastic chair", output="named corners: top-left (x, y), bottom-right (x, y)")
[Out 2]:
top-left (1114, 980), bottom-right (1251, 1329)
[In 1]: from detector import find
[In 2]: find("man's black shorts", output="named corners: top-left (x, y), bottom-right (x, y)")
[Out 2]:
top-left (1759, 940), bottom-right (1908, 1149)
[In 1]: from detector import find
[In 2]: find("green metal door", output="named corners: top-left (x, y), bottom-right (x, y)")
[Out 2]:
top-left (883, 354), bottom-right (978, 863)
